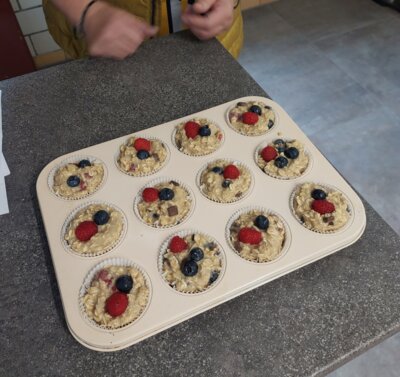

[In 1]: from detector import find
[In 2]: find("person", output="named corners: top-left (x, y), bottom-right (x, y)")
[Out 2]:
top-left (43, 0), bottom-right (243, 60)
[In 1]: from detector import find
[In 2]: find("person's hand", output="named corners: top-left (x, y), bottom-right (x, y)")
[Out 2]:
top-left (181, 0), bottom-right (234, 40)
top-left (84, 1), bottom-right (158, 59)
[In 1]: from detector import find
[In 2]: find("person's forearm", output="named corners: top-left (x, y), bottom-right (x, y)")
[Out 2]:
top-left (51, 0), bottom-right (94, 26)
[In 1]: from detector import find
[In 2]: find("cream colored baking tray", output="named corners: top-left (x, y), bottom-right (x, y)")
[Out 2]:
top-left (36, 96), bottom-right (366, 351)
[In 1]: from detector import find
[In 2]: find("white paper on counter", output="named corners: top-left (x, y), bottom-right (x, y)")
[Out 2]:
top-left (0, 90), bottom-right (10, 215)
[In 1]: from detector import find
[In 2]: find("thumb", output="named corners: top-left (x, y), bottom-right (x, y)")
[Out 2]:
top-left (140, 23), bottom-right (159, 38)
top-left (192, 0), bottom-right (216, 14)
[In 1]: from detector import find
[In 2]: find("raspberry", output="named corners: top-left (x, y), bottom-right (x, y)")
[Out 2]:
top-left (169, 236), bottom-right (188, 253)
top-left (312, 199), bottom-right (335, 214)
top-left (242, 112), bottom-right (259, 125)
top-left (261, 146), bottom-right (278, 162)
top-left (75, 221), bottom-right (98, 242)
top-left (223, 164), bottom-right (240, 179)
top-left (105, 292), bottom-right (128, 317)
top-left (184, 121), bottom-right (200, 139)
top-left (238, 227), bottom-right (262, 245)
top-left (133, 138), bottom-right (151, 151)
top-left (142, 187), bottom-right (159, 203)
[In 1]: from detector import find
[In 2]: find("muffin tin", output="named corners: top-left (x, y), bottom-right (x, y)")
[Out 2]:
top-left (36, 96), bottom-right (366, 351)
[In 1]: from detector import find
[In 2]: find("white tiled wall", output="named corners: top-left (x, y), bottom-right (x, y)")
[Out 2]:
top-left (10, 0), bottom-right (60, 57)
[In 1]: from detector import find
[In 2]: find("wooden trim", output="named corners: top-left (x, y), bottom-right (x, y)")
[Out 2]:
top-left (34, 50), bottom-right (68, 69)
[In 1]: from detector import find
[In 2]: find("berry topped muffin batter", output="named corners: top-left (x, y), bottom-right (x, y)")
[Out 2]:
top-left (229, 209), bottom-right (286, 263)
top-left (82, 264), bottom-right (149, 328)
top-left (292, 183), bottom-right (351, 232)
top-left (118, 136), bottom-right (168, 176)
top-left (199, 159), bottom-right (252, 203)
top-left (174, 118), bottom-right (223, 156)
top-left (64, 203), bottom-right (124, 255)
top-left (257, 139), bottom-right (309, 179)
top-left (53, 159), bottom-right (104, 199)
top-left (228, 101), bottom-right (275, 136)
top-left (161, 233), bottom-right (223, 293)
top-left (137, 180), bottom-right (192, 227)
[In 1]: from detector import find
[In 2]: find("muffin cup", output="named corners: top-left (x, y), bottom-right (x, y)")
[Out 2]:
top-left (290, 182), bottom-right (354, 234)
top-left (254, 138), bottom-right (313, 180)
top-left (171, 118), bottom-right (225, 157)
top-left (158, 229), bottom-right (226, 295)
top-left (115, 134), bottom-right (170, 177)
top-left (226, 101), bottom-right (278, 137)
top-left (133, 177), bottom-right (195, 229)
top-left (226, 206), bottom-right (291, 264)
top-left (48, 155), bottom-right (107, 200)
top-left (196, 159), bottom-right (254, 204)
top-left (61, 201), bottom-right (127, 257)
top-left (79, 257), bottom-right (152, 331)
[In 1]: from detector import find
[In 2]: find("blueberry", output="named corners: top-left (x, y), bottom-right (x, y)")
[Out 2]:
top-left (222, 180), bottom-right (232, 188)
top-left (181, 260), bottom-right (198, 277)
top-left (93, 210), bottom-right (110, 225)
top-left (274, 156), bottom-right (288, 168)
top-left (249, 105), bottom-right (262, 115)
top-left (199, 125), bottom-right (211, 137)
top-left (284, 147), bottom-right (299, 160)
top-left (116, 275), bottom-right (133, 293)
top-left (189, 247), bottom-right (204, 262)
top-left (78, 159), bottom-right (91, 168)
top-left (212, 166), bottom-right (224, 174)
top-left (137, 150), bottom-right (150, 160)
top-left (274, 139), bottom-right (286, 153)
top-left (311, 189), bottom-right (327, 200)
top-left (158, 188), bottom-right (174, 201)
top-left (254, 215), bottom-right (269, 230)
top-left (209, 271), bottom-right (219, 284)
top-left (67, 175), bottom-right (80, 187)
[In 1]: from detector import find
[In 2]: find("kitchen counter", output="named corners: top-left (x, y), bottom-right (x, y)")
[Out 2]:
top-left (0, 31), bottom-right (399, 377)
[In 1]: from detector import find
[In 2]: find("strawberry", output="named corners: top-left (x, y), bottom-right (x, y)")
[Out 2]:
top-left (105, 292), bottom-right (128, 317)
top-left (133, 138), bottom-right (151, 151)
top-left (261, 146), bottom-right (278, 162)
top-left (238, 227), bottom-right (262, 245)
top-left (142, 187), bottom-right (159, 203)
top-left (184, 121), bottom-right (200, 139)
top-left (169, 236), bottom-right (188, 253)
top-left (242, 112), bottom-right (259, 125)
top-left (75, 221), bottom-right (98, 242)
top-left (312, 199), bottom-right (335, 214)
top-left (97, 269), bottom-right (110, 282)
top-left (223, 164), bottom-right (240, 179)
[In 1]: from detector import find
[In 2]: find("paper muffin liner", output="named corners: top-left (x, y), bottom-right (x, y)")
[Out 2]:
top-left (196, 159), bottom-right (255, 204)
top-left (290, 182), bottom-right (354, 234)
top-left (254, 138), bottom-right (313, 180)
top-left (115, 134), bottom-right (170, 177)
top-left (79, 257), bottom-right (152, 331)
top-left (48, 155), bottom-right (107, 200)
top-left (225, 101), bottom-right (278, 137)
top-left (158, 229), bottom-right (226, 295)
top-left (225, 206), bottom-right (291, 264)
top-left (61, 200), bottom-right (127, 257)
top-left (133, 177), bottom-right (196, 229)
top-left (171, 117), bottom-right (225, 157)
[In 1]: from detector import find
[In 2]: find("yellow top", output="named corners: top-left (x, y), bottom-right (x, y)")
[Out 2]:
top-left (42, 0), bottom-right (243, 59)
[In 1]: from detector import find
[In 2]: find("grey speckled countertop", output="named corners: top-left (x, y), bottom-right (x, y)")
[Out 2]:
top-left (0, 32), bottom-right (399, 377)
